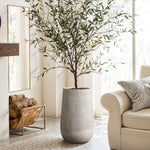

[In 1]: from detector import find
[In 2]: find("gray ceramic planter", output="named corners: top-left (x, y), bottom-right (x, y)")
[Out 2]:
top-left (60, 88), bottom-right (94, 144)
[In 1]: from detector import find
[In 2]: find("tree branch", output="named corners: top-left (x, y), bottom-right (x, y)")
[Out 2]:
top-left (35, 66), bottom-right (71, 79)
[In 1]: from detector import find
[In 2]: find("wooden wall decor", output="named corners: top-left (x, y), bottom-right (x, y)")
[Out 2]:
top-left (0, 43), bottom-right (19, 56)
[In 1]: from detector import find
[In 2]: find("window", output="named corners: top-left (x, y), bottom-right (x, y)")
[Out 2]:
top-left (99, 0), bottom-right (133, 94)
top-left (135, 0), bottom-right (150, 78)
top-left (94, 0), bottom-right (150, 116)
top-left (100, 0), bottom-right (150, 93)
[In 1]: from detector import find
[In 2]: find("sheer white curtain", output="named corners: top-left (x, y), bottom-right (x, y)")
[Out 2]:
top-left (135, 0), bottom-right (150, 79)
top-left (94, 0), bottom-right (132, 116)
top-left (97, 0), bottom-right (150, 115)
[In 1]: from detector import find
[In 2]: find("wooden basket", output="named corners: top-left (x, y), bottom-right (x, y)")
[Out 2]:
top-left (10, 104), bottom-right (46, 136)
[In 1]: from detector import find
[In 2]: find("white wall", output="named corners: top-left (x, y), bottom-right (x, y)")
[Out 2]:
top-left (0, 0), bottom-right (43, 140)
top-left (43, 59), bottom-right (66, 118)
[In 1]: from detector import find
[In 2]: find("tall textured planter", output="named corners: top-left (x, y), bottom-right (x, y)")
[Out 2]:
top-left (60, 88), bottom-right (94, 144)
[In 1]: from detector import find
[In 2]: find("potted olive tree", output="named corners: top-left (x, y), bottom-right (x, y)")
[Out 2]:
top-left (26, 0), bottom-right (132, 144)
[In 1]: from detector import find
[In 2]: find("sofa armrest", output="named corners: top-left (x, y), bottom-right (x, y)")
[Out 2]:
top-left (101, 90), bottom-right (131, 114)
top-left (101, 90), bottom-right (131, 150)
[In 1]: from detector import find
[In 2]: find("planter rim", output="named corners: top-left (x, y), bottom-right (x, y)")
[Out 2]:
top-left (63, 87), bottom-right (91, 90)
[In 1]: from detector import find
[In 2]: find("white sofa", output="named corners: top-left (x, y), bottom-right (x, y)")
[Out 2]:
top-left (101, 66), bottom-right (150, 150)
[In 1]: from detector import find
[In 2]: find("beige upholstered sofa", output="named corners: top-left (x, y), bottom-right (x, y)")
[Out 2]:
top-left (101, 66), bottom-right (150, 150)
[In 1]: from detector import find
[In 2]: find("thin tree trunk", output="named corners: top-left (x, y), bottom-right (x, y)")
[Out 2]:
top-left (74, 73), bottom-right (78, 89)
top-left (74, 46), bottom-right (78, 89)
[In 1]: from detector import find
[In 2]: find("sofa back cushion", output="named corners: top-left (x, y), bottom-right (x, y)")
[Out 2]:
top-left (140, 65), bottom-right (150, 79)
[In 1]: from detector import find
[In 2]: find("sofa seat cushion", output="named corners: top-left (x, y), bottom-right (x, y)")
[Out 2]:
top-left (123, 108), bottom-right (150, 130)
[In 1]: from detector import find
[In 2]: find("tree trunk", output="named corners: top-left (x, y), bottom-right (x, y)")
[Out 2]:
top-left (74, 49), bottom-right (78, 89)
top-left (74, 74), bottom-right (78, 89)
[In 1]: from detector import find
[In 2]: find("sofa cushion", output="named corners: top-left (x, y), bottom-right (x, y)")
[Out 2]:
top-left (118, 76), bottom-right (150, 112)
top-left (140, 65), bottom-right (150, 79)
top-left (123, 108), bottom-right (150, 130)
